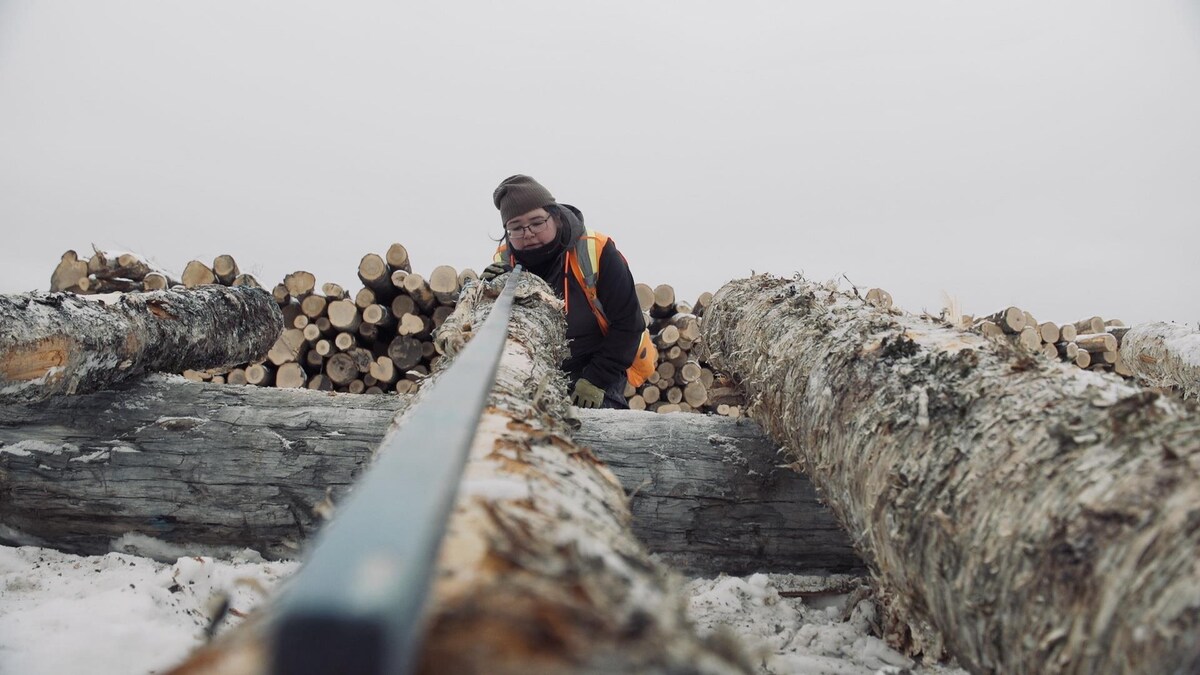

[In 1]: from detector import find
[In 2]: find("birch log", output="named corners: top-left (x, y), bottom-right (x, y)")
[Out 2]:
top-left (168, 274), bottom-right (750, 675)
top-left (1119, 321), bottom-right (1200, 398)
top-left (701, 274), bottom-right (1200, 675)
top-left (0, 287), bottom-right (282, 402)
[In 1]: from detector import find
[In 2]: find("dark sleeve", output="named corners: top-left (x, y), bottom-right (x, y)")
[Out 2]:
top-left (581, 239), bottom-right (646, 389)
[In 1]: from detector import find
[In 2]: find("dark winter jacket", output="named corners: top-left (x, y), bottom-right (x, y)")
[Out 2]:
top-left (505, 204), bottom-right (645, 390)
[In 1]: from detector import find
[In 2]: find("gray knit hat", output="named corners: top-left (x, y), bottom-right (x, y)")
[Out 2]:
top-left (493, 175), bottom-right (555, 223)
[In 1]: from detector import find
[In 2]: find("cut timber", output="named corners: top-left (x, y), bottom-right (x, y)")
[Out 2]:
top-left (402, 272), bottom-right (437, 313)
top-left (275, 362), bottom-right (307, 389)
top-left (385, 243), bottom-right (412, 273)
top-left (1075, 332), bottom-right (1118, 353)
top-left (428, 265), bottom-right (461, 304)
top-left (1037, 322), bottom-right (1060, 344)
top-left (266, 329), bottom-right (306, 367)
top-left (50, 250), bottom-right (89, 292)
top-left (1073, 316), bottom-right (1105, 334)
top-left (693, 291), bottom-right (713, 317)
top-left (283, 271), bottom-right (316, 298)
top-left (865, 288), bottom-right (893, 310)
top-left (212, 255), bottom-right (240, 285)
top-left (651, 284), bottom-right (676, 318)
top-left (356, 253), bottom-right (392, 292)
top-left (702, 273), bottom-right (1200, 674)
top-left (634, 282), bottom-right (655, 312)
top-left (326, 299), bottom-right (361, 332)
top-left (142, 272), bottom-right (170, 291)
top-left (320, 282), bottom-right (347, 300)
top-left (1059, 323), bottom-right (1078, 342)
top-left (984, 307), bottom-right (1025, 333)
top-left (1017, 326), bottom-right (1041, 351)
top-left (167, 272), bottom-right (751, 675)
top-left (0, 287), bottom-right (282, 402)
top-left (1119, 321), bottom-right (1200, 398)
top-left (180, 260), bottom-right (216, 288)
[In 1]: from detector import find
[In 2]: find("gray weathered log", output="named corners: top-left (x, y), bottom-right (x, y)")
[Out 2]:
top-left (0, 286), bottom-right (282, 403)
top-left (576, 409), bottom-right (862, 576)
top-left (168, 273), bottom-right (750, 675)
top-left (701, 273), bottom-right (1200, 675)
top-left (0, 378), bottom-right (860, 582)
top-left (0, 376), bottom-right (403, 558)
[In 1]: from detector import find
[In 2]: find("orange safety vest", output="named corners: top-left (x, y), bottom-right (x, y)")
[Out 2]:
top-left (495, 228), bottom-right (658, 387)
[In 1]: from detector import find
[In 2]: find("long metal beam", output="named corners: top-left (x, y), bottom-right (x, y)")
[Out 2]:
top-left (269, 268), bottom-right (523, 675)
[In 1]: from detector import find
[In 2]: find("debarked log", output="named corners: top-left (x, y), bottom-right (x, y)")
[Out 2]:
top-left (575, 408), bottom-right (862, 575)
top-left (169, 272), bottom-right (751, 675)
top-left (0, 376), bottom-right (408, 559)
top-left (0, 386), bottom-right (859, 577)
top-left (701, 274), bottom-right (1200, 675)
top-left (0, 286), bottom-right (282, 402)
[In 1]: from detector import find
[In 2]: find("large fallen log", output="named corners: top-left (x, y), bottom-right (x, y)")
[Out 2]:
top-left (1119, 321), bottom-right (1200, 398)
top-left (701, 274), bottom-right (1200, 675)
top-left (577, 409), bottom-right (861, 575)
top-left (169, 273), bottom-right (750, 674)
top-left (0, 287), bottom-right (282, 402)
top-left (0, 381), bottom-right (859, 575)
top-left (0, 376), bottom-right (407, 558)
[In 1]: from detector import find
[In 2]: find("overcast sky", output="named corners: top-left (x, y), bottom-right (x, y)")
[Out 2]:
top-left (1, 1), bottom-right (1197, 325)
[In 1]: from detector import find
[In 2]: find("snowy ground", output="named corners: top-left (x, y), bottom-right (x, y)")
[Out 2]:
top-left (0, 544), bottom-right (965, 674)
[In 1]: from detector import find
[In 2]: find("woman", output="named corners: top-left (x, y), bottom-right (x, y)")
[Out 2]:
top-left (482, 175), bottom-right (655, 409)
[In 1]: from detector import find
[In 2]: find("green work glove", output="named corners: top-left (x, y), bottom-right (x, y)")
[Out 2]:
top-left (571, 378), bottom-right (605, 409)
top-left (480, 262), bottom-right (511, 281)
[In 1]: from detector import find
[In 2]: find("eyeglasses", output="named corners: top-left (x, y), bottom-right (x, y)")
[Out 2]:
top-left (505, 216), bottom-right (552, 239)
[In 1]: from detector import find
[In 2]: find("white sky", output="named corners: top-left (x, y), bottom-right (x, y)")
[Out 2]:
top-left (1, 1), bottom-right (1198, 325)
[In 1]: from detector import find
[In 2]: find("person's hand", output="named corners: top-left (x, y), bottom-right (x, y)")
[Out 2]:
top-left (481, 262), bottom-right (511, 281)
top-left (571, 378), bottom-right (605, 409)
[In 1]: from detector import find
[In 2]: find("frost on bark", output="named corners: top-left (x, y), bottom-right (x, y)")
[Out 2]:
top-left (168, 273), bottom-right (751, 675)
top-left (0, 287), bottom-right (282, 402)
top-left (701, 274), bottom-right (1200, 675)
top-left (1119, 321), bottom-right (1200, 399)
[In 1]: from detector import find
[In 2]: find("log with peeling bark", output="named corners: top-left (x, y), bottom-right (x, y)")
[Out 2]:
top-left (165, 273), bottom-right (753, 675)
top-left (0, 286), bottom-right (282, 402)
top-left (1119, 321), bottom-right (1200, 398)
top-left (702, 273), bottom-right (1200, 674)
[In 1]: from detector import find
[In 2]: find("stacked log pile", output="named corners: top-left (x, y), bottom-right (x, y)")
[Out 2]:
top-left (48, 249), bottom-right (750, 414)
top-left (963, 308), bottom-right (1134, 377)
top-left (861, 288), bottom-right (1138, 381)
top-left (627, 283), bottom-right (744, 416)
top-left (49, 245), bottom-right (476, 398)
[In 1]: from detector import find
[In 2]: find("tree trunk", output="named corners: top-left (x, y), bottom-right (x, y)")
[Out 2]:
top-left (166, 273), bottom-right (751, 675)
top-left (575, 409), bottom-right (862, 576)
top-left (0, 377), bottom-right (404, 558)
top-left (1119, 321), bottom-right (1200, 398)
top-left (701, 274), bottom-right (1200, 675)
top-left (0, 287), bottom-right (282, 403)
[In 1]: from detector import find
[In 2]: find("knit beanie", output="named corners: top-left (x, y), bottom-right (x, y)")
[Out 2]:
top-left (493, 175), bottom-right (555, 223)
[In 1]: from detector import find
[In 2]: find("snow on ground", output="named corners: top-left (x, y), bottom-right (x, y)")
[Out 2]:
top-left (1, 544), bottom-right (965, 675)
top-left (0, 545), bottom-right (296, 675)
top-left (685, 573), bottom-right (967, 675)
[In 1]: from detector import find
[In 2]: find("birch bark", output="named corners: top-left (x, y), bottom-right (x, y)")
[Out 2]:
top-left (0, 287), bottom-right (282, 402)
top-left (1119, 321), bottom-right (1200, 398)
top-left (701, 274), bottom-right (1200, 675)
